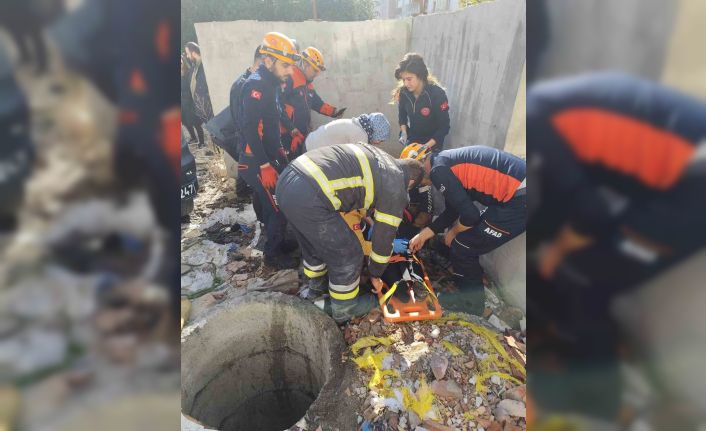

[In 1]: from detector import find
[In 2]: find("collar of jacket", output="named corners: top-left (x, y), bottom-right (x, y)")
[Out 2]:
top-left (291, 65), bottom-right (308, 88)
top-left (256, 63), bottom-right (282, 87)
top-left (402, 84), bottom-right (431, 100)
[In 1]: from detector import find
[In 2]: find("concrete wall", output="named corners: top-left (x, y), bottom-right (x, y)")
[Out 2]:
top-left (538, 0), bottom-right (677, 81)
top-left (410, 0), bottom-right (526, 151)
top-left (538, 0), bottom-right (706, 98)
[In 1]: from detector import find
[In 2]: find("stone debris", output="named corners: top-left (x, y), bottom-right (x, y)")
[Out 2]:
top-left (430, 380), bottom-right (462, 400)
top-left (246, 269), bottom-right (299, 293)
top-left (350, 311), bottom-right (527, 431)
top-left (494, 399), bottom-right (526, 420)
top-left (430, 354), bottom-right (448, 380)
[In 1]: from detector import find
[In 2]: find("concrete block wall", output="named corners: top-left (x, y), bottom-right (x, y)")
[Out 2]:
top-left (409, 0), bottom-right (526, 152)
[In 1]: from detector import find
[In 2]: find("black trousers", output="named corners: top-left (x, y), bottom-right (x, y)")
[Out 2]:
top-left (238, 154), bottom-right (286, 256)
top-left (277, 166), bottom-right (362, 298)
top-left (451, 194), bottom-right (526, 281)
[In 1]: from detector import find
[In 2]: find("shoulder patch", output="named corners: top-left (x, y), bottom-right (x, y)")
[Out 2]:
top-left (440, 101), bottom-right (449, 111)
top-left (251, 89), bottom-right (262, 100)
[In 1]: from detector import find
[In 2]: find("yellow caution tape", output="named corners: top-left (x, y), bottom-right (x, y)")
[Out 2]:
top-left (401, 379), bottom-right (437, 420)
top-left (350, 336), bottom-right (393, 355)
top-left (352, 347), bottom-right (398, 389)
top-left (441, 340), bottom-right (464, 356)
top-left (438, 313), bottom-right (526, 393)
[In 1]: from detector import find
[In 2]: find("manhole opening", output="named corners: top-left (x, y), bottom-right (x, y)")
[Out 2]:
top-left (182, 296), bottom-right (339, 431)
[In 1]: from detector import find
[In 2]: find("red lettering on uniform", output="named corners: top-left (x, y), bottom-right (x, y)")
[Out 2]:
top-left (440, 101), bottom-right (449, 111)
top-left (421, 107), bottom-right (431, 116)
top-left (251, 90), bottom-right (262, 100)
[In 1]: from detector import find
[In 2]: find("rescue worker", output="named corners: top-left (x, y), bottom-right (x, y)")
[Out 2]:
top-left (276, 143), bottom-right (425, 323)
top-left (305, 112), bottom-right (390, 152)
top-left (398, 143), bottom-right (445, 239)
top-left (526, 73), bottom-right (706, 420)
top-left (393, 53), bottom-right (450, 152)
top-left (228, 45), bottom-right (266, 206)
top-left (408, 145), bottom-right (527, 315)
top-left (238, 32), bottom-right (300, 269)
top-left (279, 46), bottom-right (346, 159)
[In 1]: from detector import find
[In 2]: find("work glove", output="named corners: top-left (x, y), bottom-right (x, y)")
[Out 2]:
top-left (392, 238), bottom-right (409, 254)
top-left (332, 107), bottom-right (347, 118)
top-left (290, 129), bottom-right (305, 153)
top-left (398, 130), bottom-right (408, 146)
top-left (259, 163), bottom-right (278, 190)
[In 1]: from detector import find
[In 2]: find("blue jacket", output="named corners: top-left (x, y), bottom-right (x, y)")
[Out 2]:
top-left (429, 146), bottom-right (526, 233)
top-left (239, 63), bottom-right (286, 169)
top-left (528, 72), bottom-right (706, 239)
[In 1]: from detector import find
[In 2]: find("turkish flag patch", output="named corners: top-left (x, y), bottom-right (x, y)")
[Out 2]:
top-left (440, 101), bottom-right (449, 111)
top-left (251, 90), bottom-right (262, 100)
top-left (421, 107), bottom-right (431, 116)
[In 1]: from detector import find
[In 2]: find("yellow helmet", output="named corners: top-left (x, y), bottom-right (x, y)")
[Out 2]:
top-left (301, 46), bottom-right (326, 72)
top-left (401, 143), bottom-right (429, 161)
top-left (259, 32), bottom-right (300, 65)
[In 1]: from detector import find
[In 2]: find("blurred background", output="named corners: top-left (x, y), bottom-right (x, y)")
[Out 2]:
top-left (0, 0), bottom-right (180, 429)
top-left (527, 0), bottom-right (706, 430)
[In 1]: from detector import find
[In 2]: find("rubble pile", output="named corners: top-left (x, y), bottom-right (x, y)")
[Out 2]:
top-left (340, 309), bottom-right (526, 431)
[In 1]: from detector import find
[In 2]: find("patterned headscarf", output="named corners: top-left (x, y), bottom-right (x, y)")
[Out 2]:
top-left (355, 113), bottom-right (390, 143)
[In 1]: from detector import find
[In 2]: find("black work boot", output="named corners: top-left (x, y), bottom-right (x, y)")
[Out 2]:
top-left (317, 294), bottom-right (378, 324)
top-left (302, 276), bottom-right (327, 301)
top-left (264, 252), bottom-right (298, 270)
top-left (438, 279), bottom-right (485, 316)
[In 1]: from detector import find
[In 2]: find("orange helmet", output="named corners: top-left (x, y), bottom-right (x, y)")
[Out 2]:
top-left (259, 32), bottom-right (300, 65)
top-left (401, 143), bottom-right (430, 161)
top-left (301, 46), bottom-right (326, 72)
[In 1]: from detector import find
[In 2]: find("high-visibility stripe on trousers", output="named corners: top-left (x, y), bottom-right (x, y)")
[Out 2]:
top-left (276, 165), bottom-right (364, 302)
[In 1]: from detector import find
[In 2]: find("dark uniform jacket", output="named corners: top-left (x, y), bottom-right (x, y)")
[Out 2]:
top-left (280, 65), bottom-right (336, 135)
top-left (292, 143), bottom-right (409, 277)
top-left (429, 146), bottom-right (526, 233)
top-left (528, 72), bottom-right (706, 241)
top-left (239, 63), bottom-right (286, 170)
top-left (399, 83), bottom-right (450, 150)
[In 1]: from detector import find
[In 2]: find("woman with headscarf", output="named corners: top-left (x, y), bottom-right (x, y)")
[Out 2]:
top-left (304, 112), bottom-right (390, 153)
